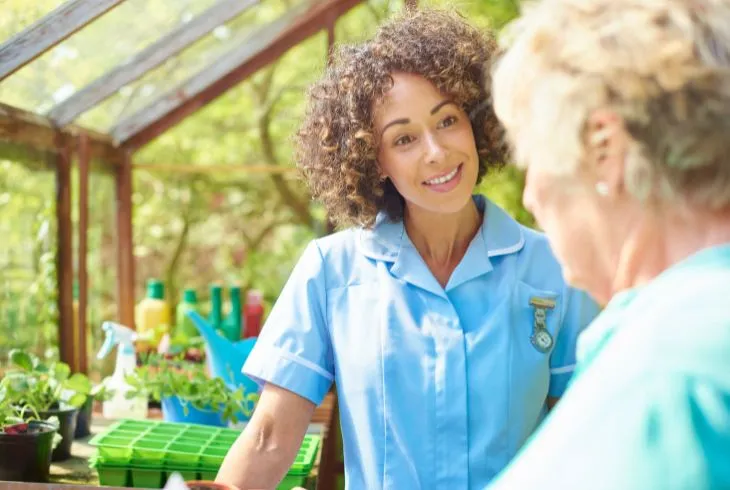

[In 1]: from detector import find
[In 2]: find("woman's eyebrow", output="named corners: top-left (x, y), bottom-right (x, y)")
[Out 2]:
top-left (381, 118), bottom-right (410, 135)
top-left (431, 100), bottom-right (457, 114)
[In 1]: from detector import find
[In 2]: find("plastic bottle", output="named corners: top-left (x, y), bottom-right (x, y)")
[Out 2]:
top-left (175, 288), bottom-right (200, 340)
top-left (135, 279), bottom-right (171, 349)
top-left (243, 289), bottom-right (264, 338)
top-left (97, 321), bottom-right (148, 420)
top-left (222, 285), bottom-right (242, 341)
top-left (208, 284), bottom-right (224, 336)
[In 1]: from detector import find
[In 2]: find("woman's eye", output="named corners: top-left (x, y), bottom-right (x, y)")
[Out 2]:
top-left (394, 135), bottom-right (414, 146)
top-left (438, 115), bottom-right (458, 129)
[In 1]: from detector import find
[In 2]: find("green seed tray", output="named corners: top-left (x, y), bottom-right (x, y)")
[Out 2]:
top-left (89, 419), bottom-right (320, 488)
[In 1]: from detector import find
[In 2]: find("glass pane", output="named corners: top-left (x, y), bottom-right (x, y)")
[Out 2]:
top-left (0, 0), bottom-right (219, 116)
top-left (0, 156), bottom-right (59, 366)
top-left (80, 0), bottom-right (292, 132)
top-left (79, 172), bottom-right (118, 378)
top-left (0, 0), bottom-right (67, 41)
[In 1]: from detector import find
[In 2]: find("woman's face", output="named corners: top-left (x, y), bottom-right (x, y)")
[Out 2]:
top-left (373, 72), bottom-right (479, 217)
top-left (522, 166), bottom-right (607, 294)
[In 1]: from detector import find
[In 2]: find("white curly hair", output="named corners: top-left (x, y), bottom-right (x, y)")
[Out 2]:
top-left (493, 0), bottom-right (730, 209)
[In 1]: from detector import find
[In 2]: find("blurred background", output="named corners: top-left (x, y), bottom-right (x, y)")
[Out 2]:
top-left (0, 0), bottom-right (531, 379)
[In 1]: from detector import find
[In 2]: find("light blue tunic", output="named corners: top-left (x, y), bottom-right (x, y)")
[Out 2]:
top-left (488, 244), bottom-right (730, 490)
top-left (244, 195), bottom-right (599, 489)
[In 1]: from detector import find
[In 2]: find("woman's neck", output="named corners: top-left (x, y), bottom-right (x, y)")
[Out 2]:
top-left (404, 199), bottom-right (482, 285)
top-left (613, 206), bottom-right (730, 295)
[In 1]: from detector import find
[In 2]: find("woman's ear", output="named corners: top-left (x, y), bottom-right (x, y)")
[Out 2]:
top-left (376, 161), bottom-right (389, 182)
top-left (585, 109), bottom-right (629, 197)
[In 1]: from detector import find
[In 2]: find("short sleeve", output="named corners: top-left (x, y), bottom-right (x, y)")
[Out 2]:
top-left (242, 240), bottom-right (334, 405)
top-left (548, 287), bottom-right (600, 397)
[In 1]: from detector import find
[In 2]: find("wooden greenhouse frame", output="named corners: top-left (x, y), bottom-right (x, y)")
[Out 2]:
top-left (0, 1), bottom-right (419, 485)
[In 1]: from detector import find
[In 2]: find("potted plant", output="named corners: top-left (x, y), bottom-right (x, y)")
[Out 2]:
top-left (73, 380), bottom-right (113, 439)
top-left (0, 376), bottom-right (60, 482)
top-left (126, 356), bottom-right (258, 427)
top-left (3, 349), bottom-right (92, 461)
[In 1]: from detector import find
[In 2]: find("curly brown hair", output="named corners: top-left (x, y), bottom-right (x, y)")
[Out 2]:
top-left (295, 8), bottom-right (507, 229)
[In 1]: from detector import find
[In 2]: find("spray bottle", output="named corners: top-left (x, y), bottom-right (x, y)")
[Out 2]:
top-left (97, 321), bottom-right (148, 420)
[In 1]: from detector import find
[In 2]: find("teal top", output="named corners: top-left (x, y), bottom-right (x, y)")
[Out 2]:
top-left (489, 243), bottom-right (730, 490)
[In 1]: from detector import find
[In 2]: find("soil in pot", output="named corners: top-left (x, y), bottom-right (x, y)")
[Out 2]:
top-left (74, 398), bottom-right (93, 439)
top-left (39, 404), bottom-right (78, 461)
top-left (0, 421), bottom-right (57, 482)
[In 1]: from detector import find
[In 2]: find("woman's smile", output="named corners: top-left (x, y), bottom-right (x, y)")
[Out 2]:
top-left (423, 163), bottom-right (464, 192)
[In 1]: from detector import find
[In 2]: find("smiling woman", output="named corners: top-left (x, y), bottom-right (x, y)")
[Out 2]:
top-left (215, 8), bottom-right (600, 490)
top-left (296, 9), bottom-right (505, 228)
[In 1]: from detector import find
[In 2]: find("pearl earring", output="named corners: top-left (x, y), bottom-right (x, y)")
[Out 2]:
top-left (595, 182), bottom-right (610, 196)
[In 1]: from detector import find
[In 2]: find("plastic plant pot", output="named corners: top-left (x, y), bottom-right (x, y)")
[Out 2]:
top-left (162, 397), bottom-right (226, 427)
top-left (96, 462), bottom-right (130, 487)
top-left (39, 404), bottom-right (78, 461)
top-left (165, 441), bottom-right (202, 467)
top-left (74, 397), bottom-right (94, 439)
top-left (130, 466), bottom-right (165, 489)
top-left (0, 421), bottom-right (57, 482)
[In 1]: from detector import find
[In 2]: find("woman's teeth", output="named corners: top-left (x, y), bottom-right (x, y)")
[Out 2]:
top-left (424, 166), bottom-right (459, 185)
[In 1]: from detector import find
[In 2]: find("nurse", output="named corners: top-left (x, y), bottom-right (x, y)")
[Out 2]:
top-left (217, 9), bottom-right (598, 490)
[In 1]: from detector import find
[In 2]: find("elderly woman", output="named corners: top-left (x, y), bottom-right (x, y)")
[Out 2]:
top-left (489, 0), bottom-right (730, 488)
top-left (216, 9), bottom-right (598, 490)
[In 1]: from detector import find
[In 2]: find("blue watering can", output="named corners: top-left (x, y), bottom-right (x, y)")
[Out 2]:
top-left (187, 311), bottom-right (261, 421)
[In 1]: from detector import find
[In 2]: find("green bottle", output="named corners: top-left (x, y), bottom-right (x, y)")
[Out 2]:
top-left (208, 284), bottom-right (224, 335)
top-left (175, 288), bottom-right (199, 339)
top-left (222, 285), bottom-right (242, 341)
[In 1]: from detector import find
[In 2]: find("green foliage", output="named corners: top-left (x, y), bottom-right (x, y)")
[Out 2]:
top-left (0, 163), bottom-right (59, 364)
top-left (125, 355), bottom-right (258, 424)
top-left (0, 348), bottom-right (94, 427)
top-left (0, 0), bottom-right (531, 381)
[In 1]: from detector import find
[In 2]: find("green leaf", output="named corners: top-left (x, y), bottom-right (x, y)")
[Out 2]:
top-left (52, 362), bottom-right (71, 382)
top-left (65, 373), bottom-right (92, 394)
top-left (67, 393), bottom-right (87, 408)
top-left (9, 349), bottom-right (33, 371)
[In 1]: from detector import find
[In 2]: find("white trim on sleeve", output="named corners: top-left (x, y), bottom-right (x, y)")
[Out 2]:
top-left (550, 364), bottom-right (576, 375)
top-left (268, 345), bottom-right (335, 381)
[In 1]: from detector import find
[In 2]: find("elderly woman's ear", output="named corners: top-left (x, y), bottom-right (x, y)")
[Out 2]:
top-left (585, 109), bottom-right (629, 198)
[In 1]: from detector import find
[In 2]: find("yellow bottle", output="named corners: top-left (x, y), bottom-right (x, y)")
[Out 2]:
top-left (135, 279), bottom-right (171, 351)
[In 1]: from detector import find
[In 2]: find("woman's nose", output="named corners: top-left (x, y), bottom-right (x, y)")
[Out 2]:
top-left (423, 132), bottom-right (447, 164)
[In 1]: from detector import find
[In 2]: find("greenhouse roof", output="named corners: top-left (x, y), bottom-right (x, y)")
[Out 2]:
top-left (0, 0), bottom-right (362, 164)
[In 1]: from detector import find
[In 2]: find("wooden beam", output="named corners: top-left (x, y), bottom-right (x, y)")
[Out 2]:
top-left (48, 0), bottom-right (260, 126)
top-left (55, 133), bottom-right (75, 370)
top-left (115, 0), bottom-right (363, 149)
top-left (76, 133), bottom-right (90, 374)
top-left (133, 163), bottom-right (297, 174)
top-left (0, 0), bottom-right (125, 82)
top-left (115, 150), bottom-right (135, 329)
top-left (0, 102), bottom-right (121, 165)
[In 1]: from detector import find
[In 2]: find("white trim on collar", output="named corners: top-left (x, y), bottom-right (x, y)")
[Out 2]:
top-left (357, 195), bottom-right (526, 261)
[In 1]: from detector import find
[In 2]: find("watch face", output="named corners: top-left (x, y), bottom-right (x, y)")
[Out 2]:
top-left (532, 329), bottom-right (553, 353)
